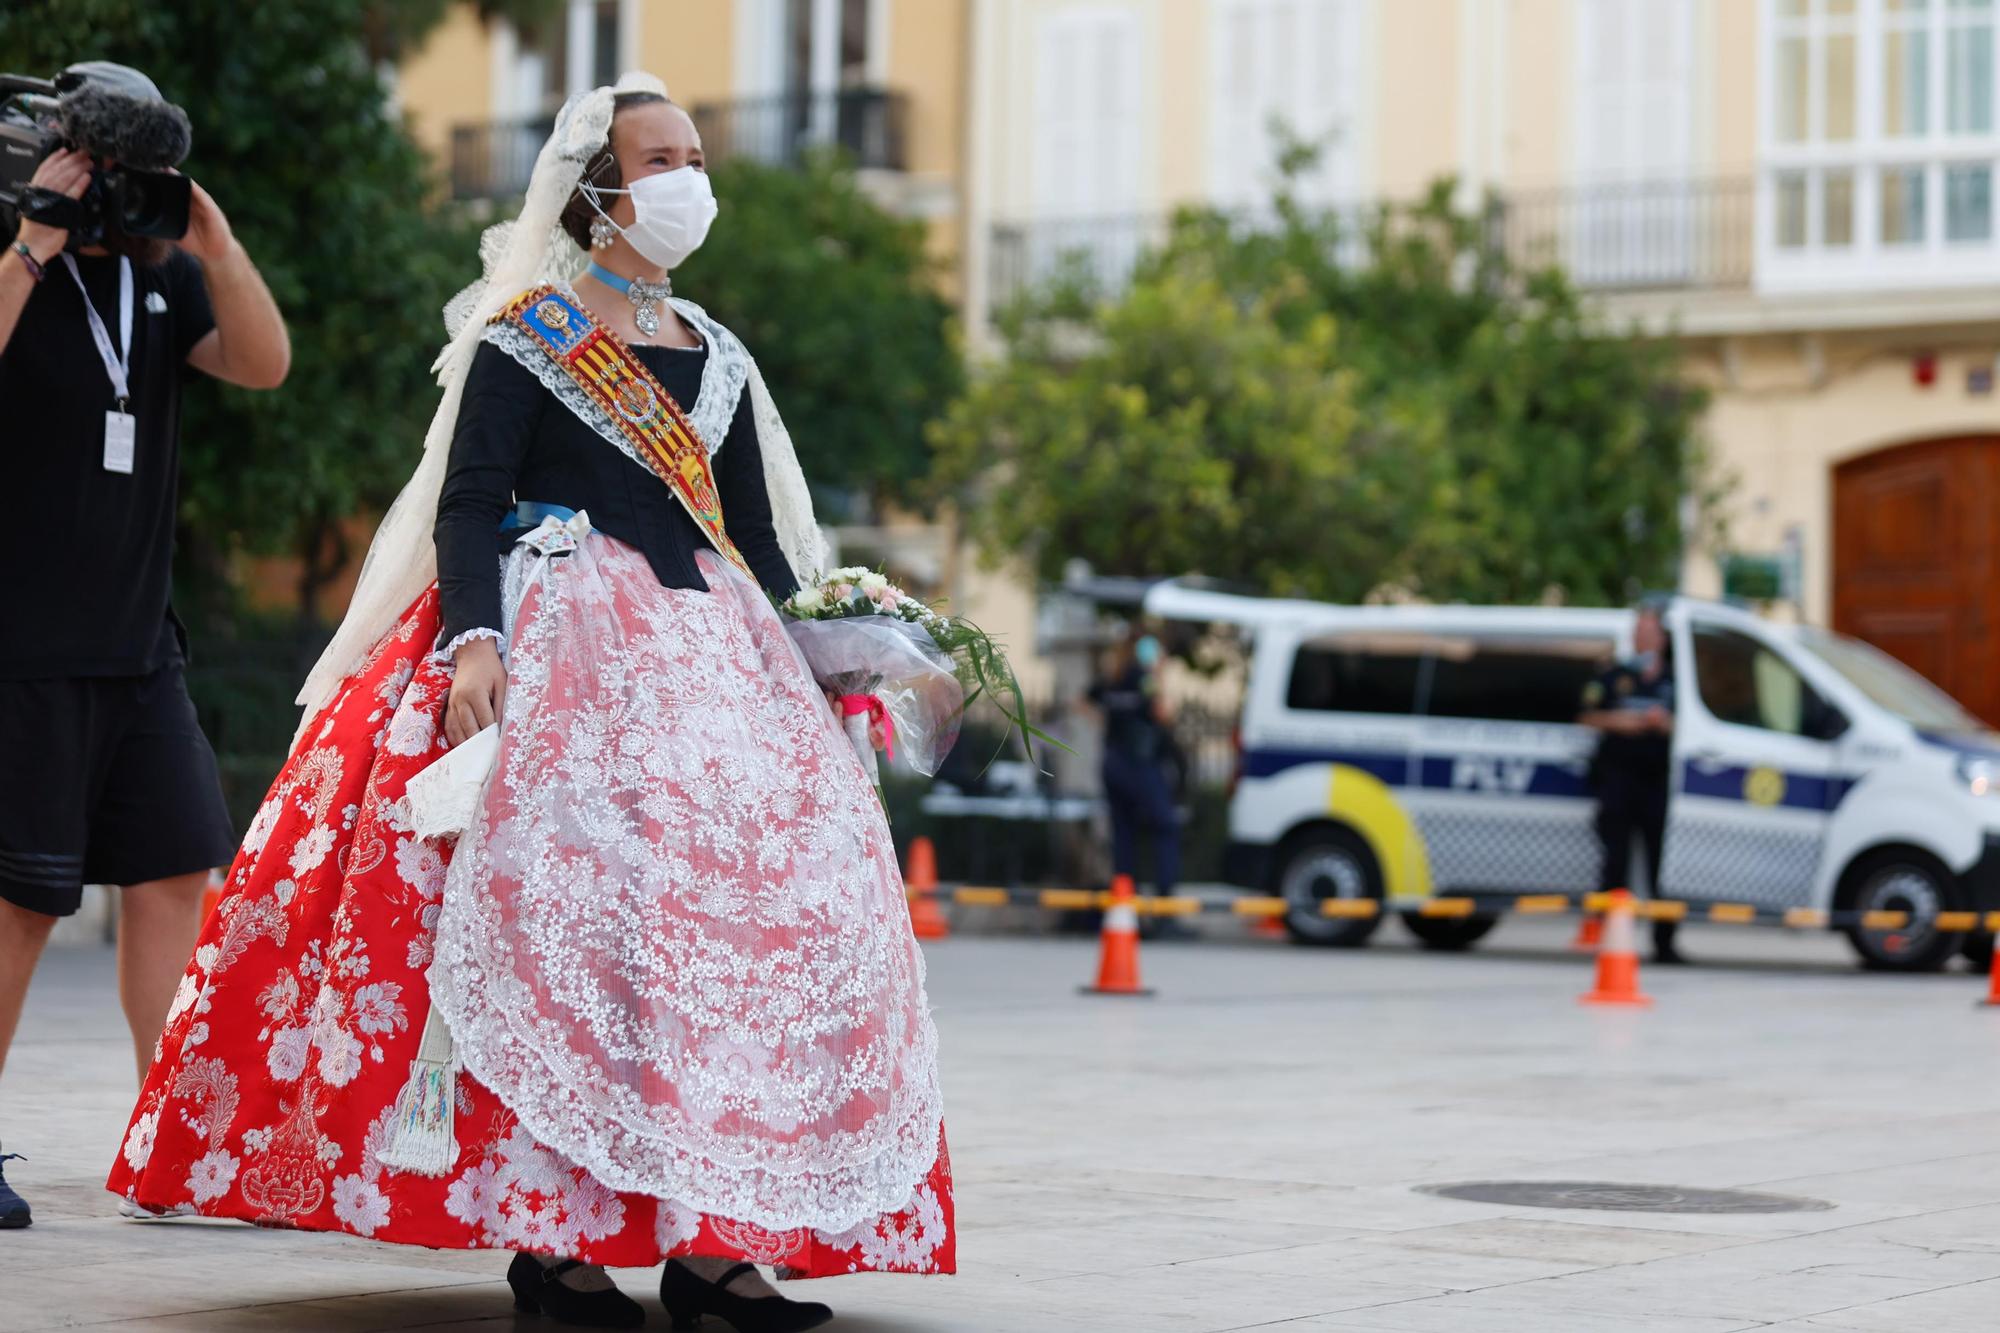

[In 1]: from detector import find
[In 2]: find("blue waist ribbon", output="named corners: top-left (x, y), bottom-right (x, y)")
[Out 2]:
top-left (497, 501), bottom-right (579, 536)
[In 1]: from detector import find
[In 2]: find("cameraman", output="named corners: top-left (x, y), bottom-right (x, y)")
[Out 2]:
top-left (0, 63), bottom-right (287, 1229)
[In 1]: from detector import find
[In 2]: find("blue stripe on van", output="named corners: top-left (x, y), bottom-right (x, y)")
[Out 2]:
top-left (1918, 730), bottom-right (2000, 761)
top-left (1245, 745), bottom-right (1856, 811)
top-left (1678, 762), bottom-right (1856, 811)
top-left (1415, 756), bottom-right (1590, 798)
top-left (1241, 748), bottom-right (1586, 796)
top-left (1239, 749), bottom-right (1409, 784)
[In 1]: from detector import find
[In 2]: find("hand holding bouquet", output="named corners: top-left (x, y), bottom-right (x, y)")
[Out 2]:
top-left (782, 567), bottom-right (1059, 789)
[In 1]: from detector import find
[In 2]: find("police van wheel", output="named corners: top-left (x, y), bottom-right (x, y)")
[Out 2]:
top-left (1840, 850), bottom-right (1962, 973)
top-left (1274, 826), bottom-right (1383, 947)
top-left (1400, 913), bottom-right (1498, 951)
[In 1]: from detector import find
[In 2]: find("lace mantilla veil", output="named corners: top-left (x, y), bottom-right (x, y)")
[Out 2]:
top-left (295, 74), bottom-right (827, 725)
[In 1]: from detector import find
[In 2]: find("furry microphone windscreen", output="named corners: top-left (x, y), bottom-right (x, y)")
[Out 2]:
top-left (59, 85), bottom-right (192, 170)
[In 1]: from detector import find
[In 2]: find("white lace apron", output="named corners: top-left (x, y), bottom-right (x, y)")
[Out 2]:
top-left (428, 536), bottom-right (942, 1234)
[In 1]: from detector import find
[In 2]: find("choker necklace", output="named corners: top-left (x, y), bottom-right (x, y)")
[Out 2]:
top-left (586, 261), bottom-right (671, 338)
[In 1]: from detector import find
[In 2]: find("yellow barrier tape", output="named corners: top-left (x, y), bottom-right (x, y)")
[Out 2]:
top-left (929, 886), bottom-right (1998, 938)
top-left (953, 887), bottom-right (1011, 907)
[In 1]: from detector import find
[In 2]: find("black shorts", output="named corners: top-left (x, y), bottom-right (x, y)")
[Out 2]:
top-left (0, 667), bottom-right (236, 917)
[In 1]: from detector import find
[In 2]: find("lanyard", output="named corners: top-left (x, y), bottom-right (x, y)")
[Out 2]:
top-left (60, 254), bottom-right (133, 410)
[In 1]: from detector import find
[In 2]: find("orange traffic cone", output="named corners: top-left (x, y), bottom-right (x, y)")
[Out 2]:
top-left (1979, 935), bottom-right (2000, 1008)
top-left (1080, 874), bottom-right (1152, 996)
top-left (200, 867), bottom-right (226, 925)
top-left (1579, 888), bottom-right (1653, 1007)
top-left (904, 836), bottom-right (950, 941)
top-left (1569, 907), bottom-right (1604, 952)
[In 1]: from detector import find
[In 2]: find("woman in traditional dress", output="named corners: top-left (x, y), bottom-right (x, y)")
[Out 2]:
top-left (106, 75), bottom-right (952, 1331)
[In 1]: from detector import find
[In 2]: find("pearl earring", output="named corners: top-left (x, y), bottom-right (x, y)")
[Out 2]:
top-left (589, 214), bottom-right (617, 250)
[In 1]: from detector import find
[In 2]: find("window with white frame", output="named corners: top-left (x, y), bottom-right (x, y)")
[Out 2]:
top-left (1026, 6), bottom-right (1147, 291)
top-left (496, 1), bottom-right (630, 119)
top-left (1763, 0), bottom-right (2000, 290)
top-left (1208, 0), bottom-right (1367, 211)
top-left (1572, 0), bottom-right (1697, 285)
top-left (734, 0), bottom-right (886, 162)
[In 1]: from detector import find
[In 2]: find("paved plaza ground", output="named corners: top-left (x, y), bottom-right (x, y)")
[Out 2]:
top-left (3, 914), bottom-right (1998, 1331)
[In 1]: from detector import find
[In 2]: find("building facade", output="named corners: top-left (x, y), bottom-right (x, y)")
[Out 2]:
top-left (395, 1), bottom-right (968, 269)
top-left (393, 1), bottom-right (2000, 722)
top-left (962, 0), bottom-right (2000, 722)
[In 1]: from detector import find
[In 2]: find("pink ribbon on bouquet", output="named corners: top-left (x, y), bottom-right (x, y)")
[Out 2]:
top-left (838, 693), bottom-right (896, 762)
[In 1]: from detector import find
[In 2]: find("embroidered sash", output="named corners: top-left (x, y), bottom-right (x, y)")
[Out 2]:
top-left (493, 284), bottom-right (753, 580)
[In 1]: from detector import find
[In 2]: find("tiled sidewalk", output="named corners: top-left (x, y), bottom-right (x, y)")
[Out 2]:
top-left (3, 922), bottom-right (1995, 1331)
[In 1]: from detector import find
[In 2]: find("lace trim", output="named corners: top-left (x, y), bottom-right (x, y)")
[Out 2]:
top-left (437, 627), bottom-right (505, 661)
top-left (664, 297), bottom-right (750, 450)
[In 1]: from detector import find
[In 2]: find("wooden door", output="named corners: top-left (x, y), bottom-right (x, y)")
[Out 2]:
top-left (1832, 437), bottom-right (2000, 726)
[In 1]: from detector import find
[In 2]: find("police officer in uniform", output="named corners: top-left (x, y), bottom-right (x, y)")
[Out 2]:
top-left (1578, 604), bottom-right (1682, 963)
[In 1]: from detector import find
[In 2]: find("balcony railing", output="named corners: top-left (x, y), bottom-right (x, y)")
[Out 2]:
top-left (449, 116), bottom-right (554, 202)
top-left (689, 88), bottom-right (908, 173)
top-left (447, 88), bottom-right (909, 202)
top-left (988, 177), bottom-right (1758, 310)
top-left (1492, 176), bottom-right (1755, 293)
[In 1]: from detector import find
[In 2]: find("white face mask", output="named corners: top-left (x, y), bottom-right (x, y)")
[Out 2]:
top-left (588, 165), bottom-right (718, 270)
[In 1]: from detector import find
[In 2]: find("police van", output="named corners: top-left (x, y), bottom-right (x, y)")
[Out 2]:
top-left (1142, 585), bottom-right (2000, 971)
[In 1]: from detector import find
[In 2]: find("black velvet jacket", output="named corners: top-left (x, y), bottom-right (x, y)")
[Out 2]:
top-left (434, 339), bottom-right (801, 647)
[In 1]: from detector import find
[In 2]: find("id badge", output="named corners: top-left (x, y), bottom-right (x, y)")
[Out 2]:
top-left (103, 410), bottom-right (136, 474)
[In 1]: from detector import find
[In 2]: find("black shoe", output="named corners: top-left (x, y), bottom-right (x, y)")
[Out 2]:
top-left (660, 1260), bottom-right (833, 1332)
top-left (507, 1251), bottom-right (644, 1328)
top-left (0, 1150), bottom-right (29, 1229)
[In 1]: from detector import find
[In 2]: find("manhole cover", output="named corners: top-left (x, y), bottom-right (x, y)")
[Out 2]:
top-left (1420, 1181), bottom-right (1832, 1214)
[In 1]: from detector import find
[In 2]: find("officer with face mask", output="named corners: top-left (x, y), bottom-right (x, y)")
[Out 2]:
top-left (1086, 625), bottom-right (1183, 924)
top-left (1578, 603), bottom-right (1681, 963)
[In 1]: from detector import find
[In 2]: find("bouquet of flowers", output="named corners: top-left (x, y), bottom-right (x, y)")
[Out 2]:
top-left (782, 566), bottom-right (1056, 788)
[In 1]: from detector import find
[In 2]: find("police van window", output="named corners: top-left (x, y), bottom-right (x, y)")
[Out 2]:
top-left (1691, 627), bottom-right (1819, 735)
top-left (1424, 637), bottom-right (1612, 724)
top-left (1286, 637), bottom-right (1423, 715)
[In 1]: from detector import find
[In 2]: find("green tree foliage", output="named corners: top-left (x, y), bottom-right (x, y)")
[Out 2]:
top-left (0, 1), bottom-right (555, 618)
top-left (935, 179), bottom-right (1719, 607)
top-left (674, 149), bottom-right (961, 516)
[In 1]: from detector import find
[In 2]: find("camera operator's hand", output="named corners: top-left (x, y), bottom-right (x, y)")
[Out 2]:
top-left (16, 149), bottom-right (91, 258)
top-left (176, 180), bottom-right (236, 264)
top-left (445, 637), bottom-right (508, 748)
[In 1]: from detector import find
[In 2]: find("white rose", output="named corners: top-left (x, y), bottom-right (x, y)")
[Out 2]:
top-left (791, 588), bottom-right (826, 614)
top-left (858, 572), bottom-right (890, 595)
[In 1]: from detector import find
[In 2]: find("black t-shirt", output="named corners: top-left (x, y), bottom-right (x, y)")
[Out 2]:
top-left (0, 249), bottom-right (213, 678)
top-left (1581, 657), bottom-right (1676, 777)
top-left (1089, 665), bottom-right (1166, 762)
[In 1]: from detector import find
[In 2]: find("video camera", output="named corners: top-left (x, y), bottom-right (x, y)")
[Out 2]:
top-left (0, 63), bottom-right (192, 245)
